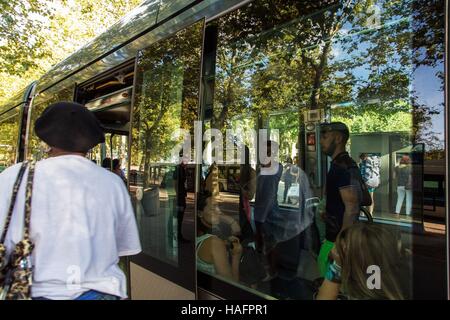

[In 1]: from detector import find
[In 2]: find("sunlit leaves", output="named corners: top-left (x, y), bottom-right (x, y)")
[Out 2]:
top-left (211, 0), bottom-right (444, 156)
top-left (0, 0), bottom-right (142, 105)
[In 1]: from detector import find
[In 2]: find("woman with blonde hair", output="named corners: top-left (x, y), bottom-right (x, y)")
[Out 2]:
top-left (316, 222), bottom-right (409, 300)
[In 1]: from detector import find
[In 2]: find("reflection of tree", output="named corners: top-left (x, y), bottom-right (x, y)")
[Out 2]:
top-left (0, 110), bottom-right (20, 166)
top-left (212, 45), bottom-right (249, 131)
top-left (210, 0), bottom-right (444, 157)
top-left (334, 0), bottom-right (445, 150)
top-left (132, 22), bottom-right (202, 184)
top-left (269, 113), bottom-right (299, 160)
top-left (411, 0), bottom-right (445, 71)
top-left (410, 0), bottom-right (445, 153)
top-left (212, 0), bottom-right (368, 127)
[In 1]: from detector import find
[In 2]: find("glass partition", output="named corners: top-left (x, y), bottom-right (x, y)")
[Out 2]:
top-left (198, 0), bottom-right (446, 300)
top-left (129, 20), bottom-right (204, 290)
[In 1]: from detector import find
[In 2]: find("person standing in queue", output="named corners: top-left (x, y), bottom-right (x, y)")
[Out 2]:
top-left (112, 158), bottom-right (127, 185)
top-left (0, 102), bottom-right (141, 300)
top-left (174, 150), bottom-right (189, 243)
top-left (238, 145), bottom-right (256, 241)
top-left (317, 122), bottom-right (363, 277)
top-left (253, 140), bottom-right (283, 281)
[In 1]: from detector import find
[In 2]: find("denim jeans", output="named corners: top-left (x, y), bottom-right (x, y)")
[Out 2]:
top-left (33, 290), bottom-right (120, 300)
top-left (395, 186), bottom-right (412, 215)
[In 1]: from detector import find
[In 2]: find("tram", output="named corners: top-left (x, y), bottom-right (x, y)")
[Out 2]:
top-left (0, 0), bottom-right (448, 299)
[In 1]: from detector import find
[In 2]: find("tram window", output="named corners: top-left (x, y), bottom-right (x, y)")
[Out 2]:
top-left (88, 133), bottom-right (129, 180)
top-left (0, 107), bottom-right (21, 171)
top-left (78, 69), bottom-right (134, 176)
top-left (130, 21), bottom-right (203, 269)
top-left (200, 0), bottom-right (445, 300)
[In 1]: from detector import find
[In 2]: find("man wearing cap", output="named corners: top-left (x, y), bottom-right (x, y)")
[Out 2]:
top-left (317, 122), bottom-right (362, 277)
top-left (0, 102), bottom-right (141, 300)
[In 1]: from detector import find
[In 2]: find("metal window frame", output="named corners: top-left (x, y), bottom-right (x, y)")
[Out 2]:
top-left (127, 17), bottom-right (206, 293)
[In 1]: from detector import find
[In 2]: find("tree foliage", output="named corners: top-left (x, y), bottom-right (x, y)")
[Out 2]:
top-left (132, 21), bottom-right (203, 183)
top-left (0, 0), bottom-right (142, 105)
top-left (0, 0), bottom-right (52, 75)
top-left (1, 0), bottom-right (445, 167)
top-left (207, 0), bottom-right (445, 161)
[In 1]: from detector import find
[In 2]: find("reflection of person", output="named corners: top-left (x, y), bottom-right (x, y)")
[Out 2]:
top-left (201, 163), bottom-right (241, 240)
top-left (0, 102), bottom-right (141, 300)
top-left (282, 157), bottom-right (294, 203)
top-left (112, 158), bottom-right (127, 185)
top-left (174, 151), bottom-right (189, 242)
top-left (318, 122), bottom-right (362, 277)
top-left (359, 153), bottom-right (379, 216)
top-left (238, 145), bottom-right (256, 240)
top-left (197, 192), bottom-right (242, 282)
top-left (102, 157), bottom-right (112, 170)
top-left (395, 155), bottom-right (412, 216)
top-left (283, 157), bottom-right (300, 205)
top-left (266, 163), bottom-right (317, 286)
top-left (316, 222), bottom-right (408, 300)
top-left (254, 140), bottom-right (283, 281)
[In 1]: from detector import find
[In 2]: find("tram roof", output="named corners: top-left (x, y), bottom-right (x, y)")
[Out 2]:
top-left (31, 0), bottom-right (244, 105)
top-left (35, 0), bottom-right (163, 93)
top-left (0, 82), bottom-right (36, 116)
top-left (4, 0), bottom-right (338, 107)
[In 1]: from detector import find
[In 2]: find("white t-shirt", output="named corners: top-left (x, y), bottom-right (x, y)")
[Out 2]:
top-left (0, 155), bottom-right (141, 300)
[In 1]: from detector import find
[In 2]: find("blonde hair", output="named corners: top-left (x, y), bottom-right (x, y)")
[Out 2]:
top-left (335, 222), bottom-right (409, 300)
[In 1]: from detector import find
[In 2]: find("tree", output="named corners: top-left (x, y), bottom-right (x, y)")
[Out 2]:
top-left (131, 21), bottom-right (203, 183)
top-left (0, 0), bottom-right (142, 105)
top-left (0, 0), bottom-right (53, 75)
top-left (208, 0), bottom-right (445, 159)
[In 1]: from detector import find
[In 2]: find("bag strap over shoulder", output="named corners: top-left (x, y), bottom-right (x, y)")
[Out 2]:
top-left (0, 162), bottom-right (29, 244)
top-left (23, 161), bottom-right (36, 240)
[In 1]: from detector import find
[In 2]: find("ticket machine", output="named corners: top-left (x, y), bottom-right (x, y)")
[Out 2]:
top-left (303, 109), bottom-right (327, 196)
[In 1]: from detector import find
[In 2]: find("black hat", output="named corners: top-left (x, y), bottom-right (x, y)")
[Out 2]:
top-left (320, 122), bottom-right (350, 140)
top-left (34, 102), bottom-right (105, 152)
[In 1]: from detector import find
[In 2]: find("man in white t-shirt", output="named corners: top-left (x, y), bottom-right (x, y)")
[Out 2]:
top-left (0, 102), bottom-right (141, 300)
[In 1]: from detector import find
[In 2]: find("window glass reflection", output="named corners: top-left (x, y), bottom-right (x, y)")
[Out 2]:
top-left (199, 0), bottom-right (445, 300)
top-left (131, 21), bottom-right (203, 266)
top-left (0, 107), bottom-right (21, 172)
